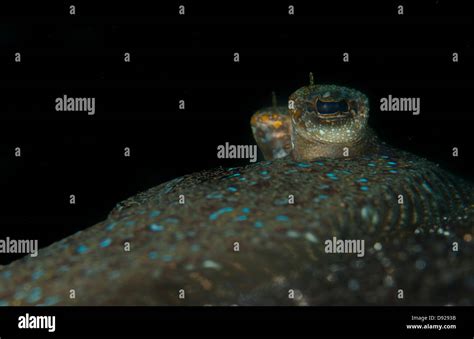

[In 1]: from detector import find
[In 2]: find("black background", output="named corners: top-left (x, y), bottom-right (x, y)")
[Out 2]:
top-left (0, 306), bottom-right (472, 337)
top-left (0, 0), bottom-right (472, 271)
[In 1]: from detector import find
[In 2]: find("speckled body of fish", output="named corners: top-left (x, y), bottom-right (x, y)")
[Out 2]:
top-left (0, 80), bottom-right (473, 306)
top-left (0, 144), bottom-right (472, 306)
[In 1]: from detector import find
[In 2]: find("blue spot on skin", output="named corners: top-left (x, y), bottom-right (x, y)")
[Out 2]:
top-left (149, 224), bottom-right (165, 232)
top-left (148, 251), bottom-right (159, 260)
top-left (236, 215), bottom-right (248, 221)
top-left (100, 238), bottom-right (112, 248)
top-left (360, 186), bottom-right (369, 191)
top-left (164, 218), bottom-right (179, 224)
top-left (207, 192), bottom-right (224, 199)
top-left (162, 255), bottom-right (173, 262)
top-left (106, 222), bottom-right (117, 231)
top-left (286, 230), bottom-right (300, 238)
top-left (254, 221), bottom-right (264, 228)
top-left (242, 207), bottom-right (250, 214)
top-left (274, 198), bottom-right (288, 206)
top-left (2, 271), bottom-right (12, 279)
top-left (296, 162), bottom-right (311, 168)
top-left (389, 169), bottom-right (398, 173)
top-left (209, 207), bottom-right (234, 221)
top-left (260, 170), bottom-right (269, 176)
top-left (381, 155), bottom-right (389, 159)
top-left (76, 245), bottom-right (88, 254)
top-left (368, 162), bottom-right (376, 167)
top-left (226, 173), bottom-right (241, 178)
top-left (58, 265), bottom-right (69, 273)
top-left (314, 161), bottom-right (324, 166)
top-left (125, 220), bottom-right (136, 227)
top-left (0, 300), bottom-right (9, 306)
top-left (227, 186), bottom-right (238, 192)
top-left (149, 210), bottom-right (161, 218)
top-left (26, 287), bottom-right (42, 303)
top-left (326, 173), bottom-right (338, 180)
top-left (317, 194), bottom-right (329, 200)
top-left (358, 178), bottom-right (368, 183)
top-left (32, 270), bottom-right (44, 280)
top-left (276, 215), bottom-right (289, 222)
top-left (14, 290), bottom-right (27, 300)
top-left (422, 181), bottom-right (433, 193)
top-left (387, 161), bottom-right (397, 166)
top-left (108, 271), bottom-right (121, 280)
top-left (239, 177), bottom-right (247, 181)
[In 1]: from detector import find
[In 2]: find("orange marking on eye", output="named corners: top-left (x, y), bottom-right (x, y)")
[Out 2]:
top-left (272, 120), bottom-right (283, 128)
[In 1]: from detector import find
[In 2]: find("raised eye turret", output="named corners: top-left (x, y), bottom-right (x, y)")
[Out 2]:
top-left (251, 74), bottom-right (376, 161)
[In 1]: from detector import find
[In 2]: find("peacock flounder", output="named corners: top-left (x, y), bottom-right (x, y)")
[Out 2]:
top-left (0, 75), bottom-right (473, 306)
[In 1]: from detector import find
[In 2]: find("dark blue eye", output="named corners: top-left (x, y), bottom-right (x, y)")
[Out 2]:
top-left (316, 100), bottom-right (348, 115)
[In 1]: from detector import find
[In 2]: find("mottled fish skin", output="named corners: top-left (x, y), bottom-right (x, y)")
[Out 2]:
top-left (0, 144), bottom-right (473, 306)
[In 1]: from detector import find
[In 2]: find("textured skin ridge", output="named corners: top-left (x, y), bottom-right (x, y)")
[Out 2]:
top-left (0, 145), bottom-right (472, 306)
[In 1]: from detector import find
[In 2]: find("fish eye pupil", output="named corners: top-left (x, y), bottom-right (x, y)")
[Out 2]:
top-left (316, 100), bottom-right (348, 115)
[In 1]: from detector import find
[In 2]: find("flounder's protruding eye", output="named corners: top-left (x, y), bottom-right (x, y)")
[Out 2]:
top-left (316, 99), bottom-right (349, 115)
top-left (288, 77), bottom-right (370, 155)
